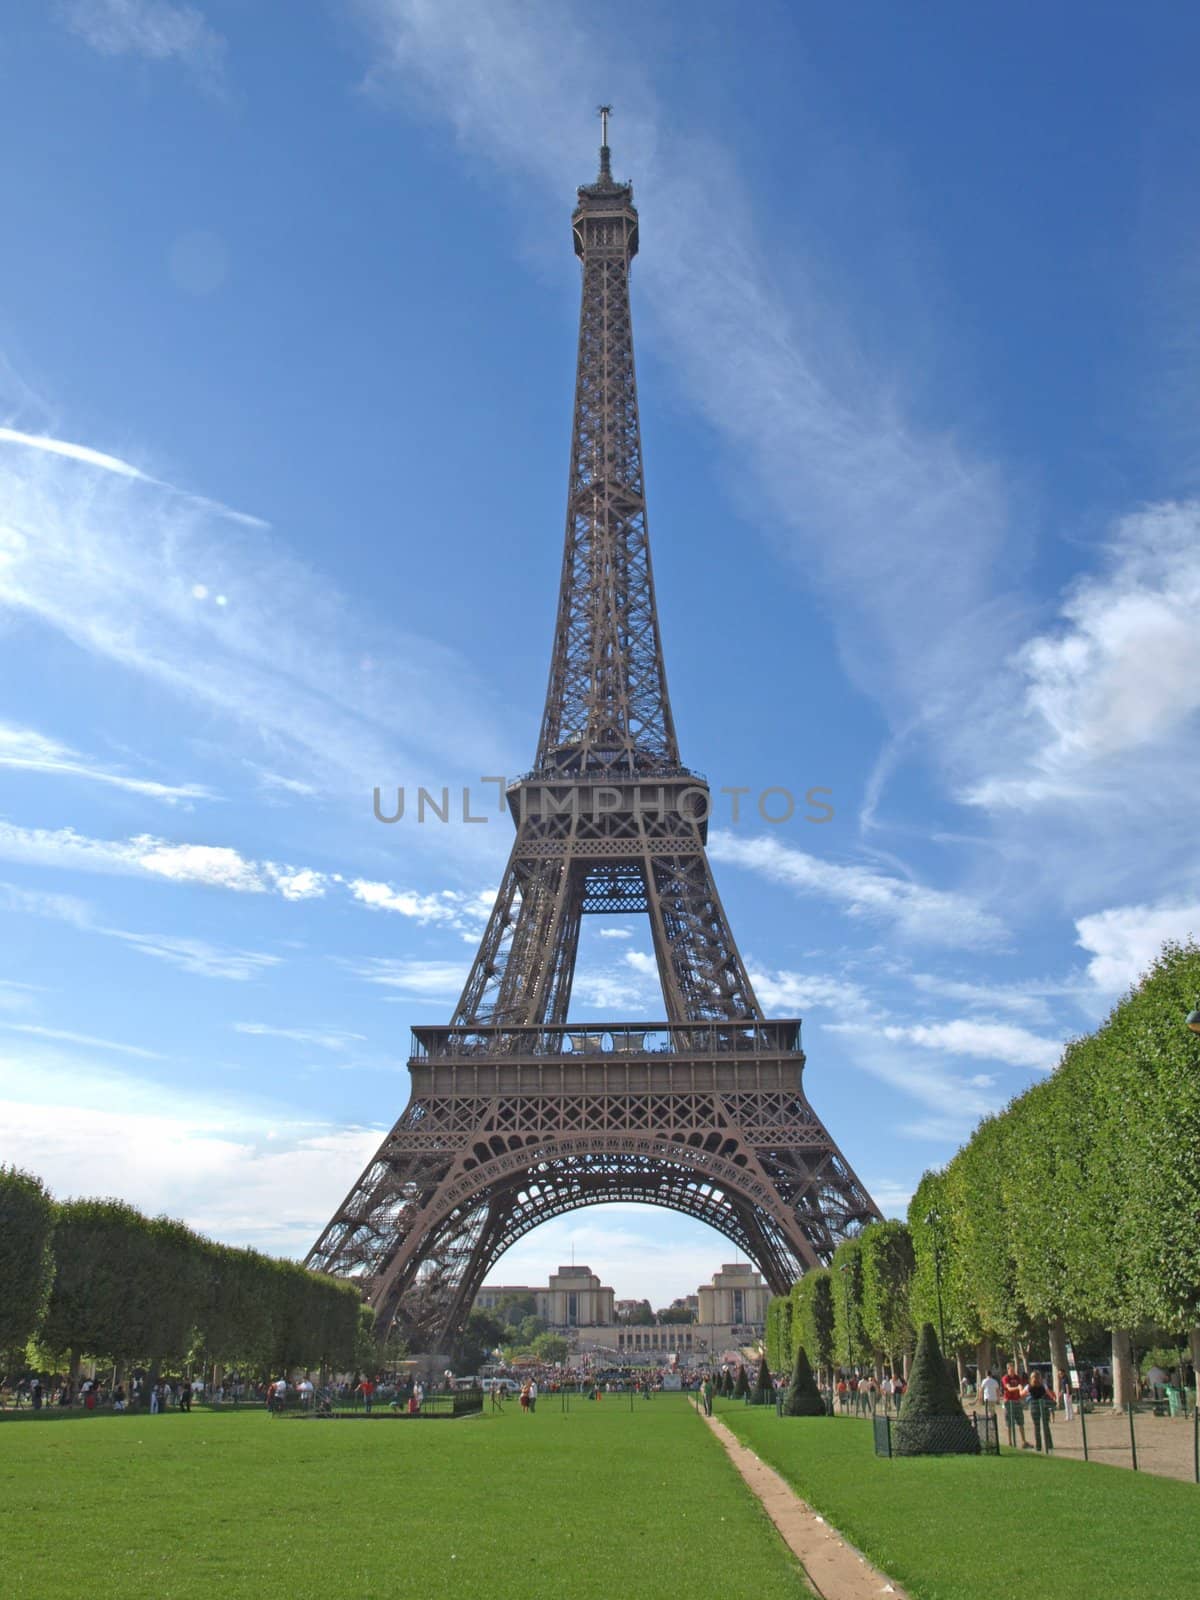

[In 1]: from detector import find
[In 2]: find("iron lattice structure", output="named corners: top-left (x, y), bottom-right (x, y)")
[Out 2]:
top-left (308, 129), bottom-right (880, 1345)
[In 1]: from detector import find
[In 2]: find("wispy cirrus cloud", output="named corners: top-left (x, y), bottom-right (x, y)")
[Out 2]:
top-left (709, 830), bottom-right (1005, 949)
top-left (0, 1021), bottom-right (164, 1060)
top-left (0, 722), bottom-right (211, 803)
top-left (353, 0), bottom-right (1017, 730)
top-left (0, 415), bottom-right (511, 819)
top-left (233, 1022), bottom-right (367, 1052)
top-left (0, 880), bottom-right (282, 982)
top-left (57, 0), bottom-right (225, 80)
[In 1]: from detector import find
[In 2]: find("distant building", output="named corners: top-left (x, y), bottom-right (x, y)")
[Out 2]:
top-left (473, 1262), bottom-right (766, 1367)
top-left (543, 1265), bottom-right (615, 1327)
top-left (475, 1267), bottom-right (614, 1327)
top-left (697, 1264), bottom-right (770, 1328)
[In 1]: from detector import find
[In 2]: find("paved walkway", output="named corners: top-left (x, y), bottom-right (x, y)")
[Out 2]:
top-left (696, 1405), bottom-right (910, 1600)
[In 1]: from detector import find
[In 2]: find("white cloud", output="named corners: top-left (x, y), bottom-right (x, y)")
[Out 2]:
top-left (265, 866), bottom-right (328, 901)
top-left (0, 414), bottom-right (510, 825)
top-left (0, 1042), bottom-right (382, 1255)
top-left (0, 1022), bottom-right (163, 1060)
top-left (598, 927), bottom-right (633, 939)
top-left (0, 882), bottom-right (283, 982)
top-left (748, 968), bottom-right (866, 1013)
top-left (58, 1), bottom-right (225, 76)
top-left (137, 839), bottom-right (266, 891)
top-left (234, 1022), bottom-right (366, 1051)
top-left (107, 931), bottom-right (283, 981)
top-left (856, 1018), bottom-right (1062, 1072)
top-left (352, 958), bottom-right (469, 1001)
top-left (828, 1029), bottom-right (1004, 1139)
top-left (965, 504), bottom-right (1200, 811)
top-left (1075, 900), bottom-right (1200, 994)
top-left (622, 950), bottom-right (657, 976)
top-left (906, 970), bottom-right (1059, 1023)
top-left (709, 830), bottom-right (1005, 948)
top-left (0, 721), bottom-right (211, 802)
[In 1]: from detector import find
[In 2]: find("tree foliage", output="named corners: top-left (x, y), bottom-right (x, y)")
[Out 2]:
top-left (895, 1322), bottom-right (978, 1456)
top-left (830, 1238), bottom-right (870, 1368)
top-left (859, 1220), bottom-right (915, 1368)
top-left (765, 1295), bottom-right (792, 1370)
top-left (899, 941), bottom-right (1200, 1387)
top-left (754, 1352), bottom-right (773, 1402)
top-left (782, 1344), bottom-right (825, 1416)
top-left (0, 1167), bottom-right (54, 1355)
top-left (791, 1270), bottom-right (835, 1380)
top-left (26, 1186), bottom-right (362, 1377)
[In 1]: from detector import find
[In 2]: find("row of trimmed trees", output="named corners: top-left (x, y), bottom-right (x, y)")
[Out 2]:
top-left (0, 1170), bottom-right (368, 1382)
top-left (767, 941), bottom-right (1200, 1408)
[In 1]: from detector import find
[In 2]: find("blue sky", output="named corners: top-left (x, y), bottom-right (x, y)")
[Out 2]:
top-left (1, 0), bottom-right (1198, 1304)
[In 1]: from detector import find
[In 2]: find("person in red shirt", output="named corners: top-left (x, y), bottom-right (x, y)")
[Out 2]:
top-left (355, 1376), bottom-right (376, 1415)
top-left (1001, 1361), bottom-right (1032, 1448)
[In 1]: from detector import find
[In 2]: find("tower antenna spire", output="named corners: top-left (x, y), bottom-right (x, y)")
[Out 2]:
top-left (597, 103), bottom-right (612, 181)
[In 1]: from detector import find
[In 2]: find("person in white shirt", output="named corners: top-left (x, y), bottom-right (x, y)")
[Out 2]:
top-left (978, 1372), bottom-right (1002, 1408)
top-left (528, 1379), bottom-right (538, 1414)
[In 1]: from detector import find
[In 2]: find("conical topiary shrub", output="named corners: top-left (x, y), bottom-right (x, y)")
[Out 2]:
top-left (783, 1344), bottom-right (826, 1417)
top-left (894, 1322), bottom-right (979, 1455)
top-left (754, 1354), bottom-right (773, 1404)
top-left (733, 1363), bottom-right (750, 1399)
top-left (721, 1367), bottom-right (733, 1397)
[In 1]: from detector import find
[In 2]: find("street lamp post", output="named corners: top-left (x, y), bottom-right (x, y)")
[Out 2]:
top-left (925, 1208), bottom-right (947, 1354)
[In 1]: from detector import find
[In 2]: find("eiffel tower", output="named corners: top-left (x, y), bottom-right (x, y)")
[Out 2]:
top-left (307, 113), bottom-right (880, 1344)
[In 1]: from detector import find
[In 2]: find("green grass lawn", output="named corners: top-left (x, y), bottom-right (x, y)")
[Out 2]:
top-left (1, 1396), bottom-right (810, 1599)
top-left (714, 1399), bottom-right (1200, 1600)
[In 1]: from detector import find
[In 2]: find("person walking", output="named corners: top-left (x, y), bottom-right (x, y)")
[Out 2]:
top-left (978, 1370), bottom-right (1001, 1415)
top-left (1001, 1361), bottom-right (1032, 1449)
top-left (528, 1378), bottom-right (538, 1414)
top-left (701, 1374), bottom-right (714, 1417)
top-left (519, 1382), bottom-right (530, 1413)
top-left (355, 1376), bottom-right (374, 1415)
top-left (1027, 1370), bottom-right (1054, 1453)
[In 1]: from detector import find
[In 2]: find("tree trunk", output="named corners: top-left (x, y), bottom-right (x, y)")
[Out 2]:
top-left (1189, 1327), bottom-right (1200, 1400)
top-left (955, 1350), bottom-right (967, 1386)
top-left (1112, 1329), bottom-right (1136, 1412)
top-left (1048, 1318), bottom-right (1069, 1395)
top-left (68, 1349), bottom-right (80, 1393)
top-left (976, 1336), bottom-right (993, 1378)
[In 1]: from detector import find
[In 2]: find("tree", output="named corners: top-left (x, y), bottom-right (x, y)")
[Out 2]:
top-left (41, 1199), bottom-right (154, 1371)
top-left (0, 1168), bottom-right (54, 1357)
top-left (859, 1220), bottom-right (915, 1372)
top-left (494, 1292), bottom-right (538, 1325)
top-left (765, 1295), bottom-right (792, 1370)
top-left (515, 1314), bottom-right (547, 1344)
top-left (753, 1352), bottom-right (773, 1403)
top-left (720, 1367), bottom-right (734, 1397)
top-left (894, 1322), bottom-right (978, 1456)
top-left (658, 1303), bottom-right (696, 1325)
top-left (456, 1310), bottom-right (505, 1374)
top-left (532, 1332), bottom-right (568, 1364)
top-left (791, 1270), bottom-right (836, 1382)
top-left (622, 1300), bottom-right (655, 1326)
top-left (733, 1363), bottom-right (750, 1399)
top-left (782, 1345), bottom-right (825, 1417)
top-left (830, 1238), bottom-right (870, 1369)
